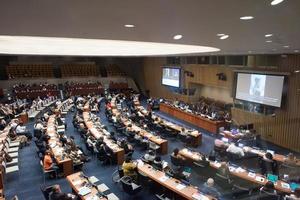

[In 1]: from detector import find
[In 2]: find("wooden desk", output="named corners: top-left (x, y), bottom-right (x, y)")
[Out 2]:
top-left (159, 103), bottom-right (226, 134)
top-left (179, 148), bottom-right (294, 194)
top-left (137, 161), bottom-right (215, 200)
top-left (66, 172), bottom-right (107, 200)
top-left (214, 139), bottom-right (300, 165)
top-left (111, 97), bottom-right (168, 155)
top-left (122, 118), bottom-right (168, 155)
top-left (46, 115), bottom-right (73, 176)
top-left (82, 111), bottom-right (125, 165)
top-left (135, 104), bottom-right (202, 147)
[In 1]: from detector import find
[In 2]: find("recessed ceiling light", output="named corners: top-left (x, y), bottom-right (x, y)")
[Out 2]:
top-left (240, 16), bottom-right (254, 20)
top-left (294, 50), bottom-right (299, 53)
top-left (265, 34), bottom-right (273, 37)
top-left (124, 24), bottom-right (135, 28)
top-left (266, 40), bottom-right (272, 43)
top-left (173, 35), bottom-right (183, 40)
top-left (271, 0), bottom-right (284, 6)
top-left (272, 49), bottom-right (277, 51)
top-left (0, 35), bottom-right (220, 56)
top-left (220, 35), bottom-right (229, 40)
top-left (283, 45), bottom-right (290, 48)
top-left (217, 34), bottom-right (225, 36)
top-left (294, 70), bottom-right (300, 73)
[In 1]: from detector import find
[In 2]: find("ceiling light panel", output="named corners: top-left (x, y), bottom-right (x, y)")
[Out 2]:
top-left (0, 35), bottom-right (220, 56)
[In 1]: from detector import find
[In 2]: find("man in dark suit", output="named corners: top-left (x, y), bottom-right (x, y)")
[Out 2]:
top-left (49, 185), bottom-right (75, 200)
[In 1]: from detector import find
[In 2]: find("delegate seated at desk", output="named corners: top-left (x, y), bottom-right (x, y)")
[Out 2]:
top-left (202, 178), bottom-right (221, 198)
top-left (122, 157), bottom-right (137, 180)
top-left (49, 184), bottom-right (76, 200)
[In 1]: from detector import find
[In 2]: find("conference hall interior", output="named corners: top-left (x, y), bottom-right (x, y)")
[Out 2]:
top-left (0, 0), bottom-right (299, 200)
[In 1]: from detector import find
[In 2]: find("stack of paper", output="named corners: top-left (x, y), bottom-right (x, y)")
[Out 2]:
top-left (176, 183), bottom-right (186, 190)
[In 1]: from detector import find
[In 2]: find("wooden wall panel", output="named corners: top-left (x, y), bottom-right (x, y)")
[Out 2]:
top-left (232, 55), bottom-right (300, 152)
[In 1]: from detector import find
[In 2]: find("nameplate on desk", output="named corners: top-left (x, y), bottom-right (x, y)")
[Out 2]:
top-left (255, 176), bottom-right (265, 183)
top-left (248, 172), bottom-right (256, 178)
top-left (281, 182), bottom-right (290, 189)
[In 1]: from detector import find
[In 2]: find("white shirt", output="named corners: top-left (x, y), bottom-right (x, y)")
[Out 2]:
top-left (34, 123), bottom-right (44, 130)
top-left (226, 143), bottom-right (245, 157)
top-left (16, 125), bottom-right (26, 134)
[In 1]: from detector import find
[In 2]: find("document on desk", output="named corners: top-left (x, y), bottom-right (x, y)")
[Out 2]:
top-left (176, 183), bottom-right (186, 190)
top-left (159, 175), bottom-right (169, 182)
top-left (88, 176), bottom-right (99, 184)
top-left (78, 186), bottom-right (91, 196)
top-left (192, 192), bottom-right (210, 200)
top-left (86, 196), bottom-right (100, 200)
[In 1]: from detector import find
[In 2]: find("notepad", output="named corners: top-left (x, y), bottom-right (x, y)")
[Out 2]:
top-left (176, 183), bottom-right (186, 190)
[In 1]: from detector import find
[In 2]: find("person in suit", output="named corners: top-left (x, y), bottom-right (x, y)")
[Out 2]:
top-left (260, 181), bottom-right (277, 195)
top-left (259, 152), bottom-right (278, 175)
top-left (49, 185), bottom-right (75, 200)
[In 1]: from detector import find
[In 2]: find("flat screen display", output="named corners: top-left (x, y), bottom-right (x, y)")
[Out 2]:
top-left (235, 73), bottom-right (285, 107)
top-left (162, 67), bottom-right (181, 87)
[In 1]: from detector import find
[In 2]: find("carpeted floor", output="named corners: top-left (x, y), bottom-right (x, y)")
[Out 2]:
top-left (3, 101), bottom-right (298, 200)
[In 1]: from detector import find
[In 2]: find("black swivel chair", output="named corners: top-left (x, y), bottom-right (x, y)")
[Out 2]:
top-left (40, 185), bottom-right (55, 200)
top-left (121, 176), bottom-right (142, 196)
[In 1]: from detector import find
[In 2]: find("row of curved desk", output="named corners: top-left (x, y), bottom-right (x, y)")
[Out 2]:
top-left (159, 103), bottom-right (226, 134)
top-left (83, 102), bottom-right (125, 165)
top-left (179, 148), bottom-right (295, 194)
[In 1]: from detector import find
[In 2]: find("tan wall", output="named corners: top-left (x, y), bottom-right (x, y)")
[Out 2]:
top-left (143, 58), bottom-right (234, 103)
top-left (143, 55), bottom-right (300, 152)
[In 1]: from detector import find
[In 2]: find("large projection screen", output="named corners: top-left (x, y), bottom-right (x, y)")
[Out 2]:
top-left (235, 73), bottom-right (285, 107)
top-left (162, 67), bottom-right (181, 87)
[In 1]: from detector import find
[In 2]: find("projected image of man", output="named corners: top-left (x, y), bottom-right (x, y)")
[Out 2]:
top-left (249, 75), bottom-right (266, 97)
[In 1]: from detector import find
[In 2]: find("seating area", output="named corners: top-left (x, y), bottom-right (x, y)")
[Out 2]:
top-left (65, 81), bottom-right (104, 96)
top-left (109, 81), bottom-right (128, 90)
top-left (6, 64), bottom-right (53, 79)
top-left (12, 83), bottom-right (59, 99)
top-left (0, 1), bottom-right (300, 199)
top-left (60, 63), bottom-right (98, 77)
top-left (106, 65), bottom-right (126, 77)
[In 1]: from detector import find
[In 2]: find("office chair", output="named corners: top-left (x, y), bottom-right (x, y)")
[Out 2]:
top-left (155, 193), bottom-right (172, 200)
top-left (257, 192), bottom-right (280, 200)
top-left (40, 185), bottom-right (55, 200)
top-left (120, 176), bottom-right (142, 196)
